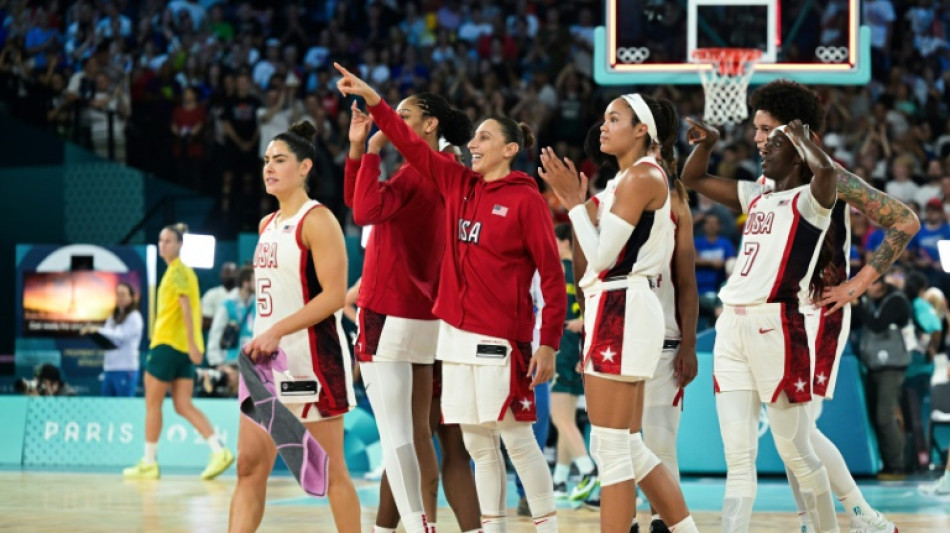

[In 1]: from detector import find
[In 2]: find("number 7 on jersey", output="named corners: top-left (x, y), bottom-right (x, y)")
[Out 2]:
top-left (739, 241), bottom-right (760, 277)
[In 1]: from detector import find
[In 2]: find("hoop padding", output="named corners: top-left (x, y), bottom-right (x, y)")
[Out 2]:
top-left (692, 48), bottom-right (763, 126)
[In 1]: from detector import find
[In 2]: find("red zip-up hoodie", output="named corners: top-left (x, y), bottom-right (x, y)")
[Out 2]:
top-left (369, 99), bottom-right (565, 349)
top-left (344, 152), bottom-right (448, 320)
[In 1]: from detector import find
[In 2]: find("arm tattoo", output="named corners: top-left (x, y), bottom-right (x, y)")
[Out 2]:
top-left (836, 166), bottom-right (918, 275)
top-left (868, 227), bottom-right (913, 275)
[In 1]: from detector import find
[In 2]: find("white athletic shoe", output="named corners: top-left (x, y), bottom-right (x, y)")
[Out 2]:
top-left (364, 463), bottom-right (385, 481)
top-left (849, 509), bottom-right (897, 533)
top-left (936, 472), bottom-right (950, 495)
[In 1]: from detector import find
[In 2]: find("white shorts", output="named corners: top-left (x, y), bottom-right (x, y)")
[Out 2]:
top-left (583, 277), bottom-right (664, 382)
top-left (804, 304), bottom-right (851, 399)
top-left (355, 308), bottom-right (439, 364)
top-left (644, 346), bottom-right (684, 407)
top-left (713, 303), bottom-right (812, 404)
top-left (437, 322), bottom-right (535, 425)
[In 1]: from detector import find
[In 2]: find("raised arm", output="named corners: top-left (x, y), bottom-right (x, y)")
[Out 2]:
top-left (819, 166), bottom-right (920, 312)
top-left (343, 101), bottom-right (373, 208)
top-left (351, 147), bottom-right (416, 225)
top-left (670, 193), bottom-right (699, 387)
top-left (785, 120), bottom-right (836, 209)
top-left (681, 118), bottom-right (742, 211)
top-left (334, 63), bottom-right (466, 196)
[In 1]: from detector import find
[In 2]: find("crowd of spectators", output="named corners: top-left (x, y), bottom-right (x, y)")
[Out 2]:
top-left (3, 0), bottom-right (950, 474)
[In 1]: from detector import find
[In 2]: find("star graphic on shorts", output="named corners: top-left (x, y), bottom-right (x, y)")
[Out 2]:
top-left (519, 397), bottom-right (533, 411)
top-left (816, 373), bottom-right (828, 385)
top-left (794, 379), bottom-right (807, 392)
top-left (600, 347), bottom-right (616, 362)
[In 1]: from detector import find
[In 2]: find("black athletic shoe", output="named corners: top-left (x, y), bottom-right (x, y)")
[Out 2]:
top-left (650, 518), bottom-right (671, 533)
top-left (553, 481), bottom-right (568, 497)
top-left (631, 522), bottom-right (641, 533)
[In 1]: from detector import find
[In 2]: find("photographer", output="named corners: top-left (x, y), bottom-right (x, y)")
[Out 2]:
top-left (854, 275), bottom-right (913, 477)
top-left (16, 364), bottom-right (74, 397)
top-left (204, 265), bottom-right (255, 397)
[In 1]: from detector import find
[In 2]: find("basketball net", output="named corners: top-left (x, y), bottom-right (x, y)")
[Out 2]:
top-left (692, 48), bottom-right (763, 126)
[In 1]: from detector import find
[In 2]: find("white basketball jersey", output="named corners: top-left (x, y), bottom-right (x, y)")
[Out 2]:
top-left (580, 156), bottom-right (674, 288)
top-left (253, 200), bottom-right (350, 386)
top-left (718, 182), bottom-right (833, 307)
top-left (654, 206), bottom-right (681, 341)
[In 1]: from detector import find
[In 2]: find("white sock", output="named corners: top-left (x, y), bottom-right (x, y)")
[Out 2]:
top-left (427, 522), bottom-right (436, 533)
top-left (652, 513), bottom-right (662, 522)
top-left (482, 516), bottom-right (506, 533)
top-left (373, 527), bottom-right (397, 533)
top-left (144, 442), bottom-right (158, 464)
top-left (402, 512), bottom-right (427, 533)
top-left (534, 514), bottom-right (557, 532)
top-left (206, 433), bottom-right (223, 453)
top-left (462, 530), bottom-right (482, 533)
top-left (553, 464), bottom-right (570, 484)
top-left (668, 515), bottom-right (699, 533)
top-left (575, 454), bottom-right (595, 475)
top-left (839, 487), bottom-right (874, 518)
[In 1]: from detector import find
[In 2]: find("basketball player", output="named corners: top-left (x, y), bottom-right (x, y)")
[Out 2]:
top-left (123, 223), bottom-right (234, 481)
top-left (335, 63), bottom-right (565, 532)
top-left (749, 79), bottom-right (916, 533)
top-left (640, 163), bottom-right (699, 533)
top-left (228, 121), bottom-right (359, 533)
top-left (344, 93), bottom-right (475, 533)
top-left (540, 94), bottom-right (699, 533)
top-left (682, 118), bottom-right (840, 532)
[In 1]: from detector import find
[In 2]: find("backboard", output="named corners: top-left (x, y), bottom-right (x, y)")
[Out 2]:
top-left (595, 0), bottom-right (870, 86)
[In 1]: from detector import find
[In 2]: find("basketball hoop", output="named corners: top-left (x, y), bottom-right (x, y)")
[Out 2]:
top-left (692, 48), bottom-right (763, 126)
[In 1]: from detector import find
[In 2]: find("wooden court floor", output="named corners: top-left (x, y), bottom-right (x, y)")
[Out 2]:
top-left (1, 471), bottom-right (947, 532)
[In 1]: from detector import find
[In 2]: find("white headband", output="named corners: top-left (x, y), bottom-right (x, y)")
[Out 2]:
top-left (621, 93), bottom-right (658, 144)
top-left (770, 125), bottom-right (805, 160)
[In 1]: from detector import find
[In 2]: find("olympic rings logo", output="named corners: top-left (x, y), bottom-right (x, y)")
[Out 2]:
top-left (815, 46), bottom-right (849, 64)
top-left (616, 47), bottom-right (651, 64)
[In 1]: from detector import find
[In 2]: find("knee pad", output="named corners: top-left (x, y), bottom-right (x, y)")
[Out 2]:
top-left (768, 404), bottom-right (821, 478)
top-left (629, 432), bottom-right (661, 480)
top-left (589, 425), bottom-right (634, 486)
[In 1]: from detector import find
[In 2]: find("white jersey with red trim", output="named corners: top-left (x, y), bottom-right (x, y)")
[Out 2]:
top-left (579, 156), bottom-right (674, 289)
top-left (654, 207), bottom-right (681, 341)
top-left (253, 199), bottom-right (353, 415)
top-left (718, 182), bottom-right (833, 307)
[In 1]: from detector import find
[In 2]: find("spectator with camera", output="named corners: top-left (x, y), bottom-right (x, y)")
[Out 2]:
top-left (205, 265), bottom-right (255, 397)
top-left (16, 363), bottom-right (74, 397)
top-left (855, 274), bottom-right (914, 477)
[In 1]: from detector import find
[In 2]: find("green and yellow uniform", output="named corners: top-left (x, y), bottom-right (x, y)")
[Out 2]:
top-left (146, 257), bottom-right (204, 381)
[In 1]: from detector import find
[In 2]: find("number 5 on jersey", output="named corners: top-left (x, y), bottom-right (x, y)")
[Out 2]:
top-left (257, 278), bottom-right (273, 317)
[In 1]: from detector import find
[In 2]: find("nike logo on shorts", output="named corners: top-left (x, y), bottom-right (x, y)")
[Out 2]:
top-left (758, 328), bottom-right (774, 334)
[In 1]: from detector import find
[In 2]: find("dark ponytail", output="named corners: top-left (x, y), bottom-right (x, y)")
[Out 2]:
top-left (273, 120), bottom-right (317, 163)
top-left (272, 121), bottom-right (318, 192)
top-left (485, 115), bottom-right (535, 153)
top-left (637, 95), bottom-right (685, 199)
top-left (413, 93), bottom-right (473, 146)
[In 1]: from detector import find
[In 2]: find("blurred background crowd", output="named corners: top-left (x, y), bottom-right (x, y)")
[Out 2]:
top-left (2, 0), bottom-right (950, 477)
